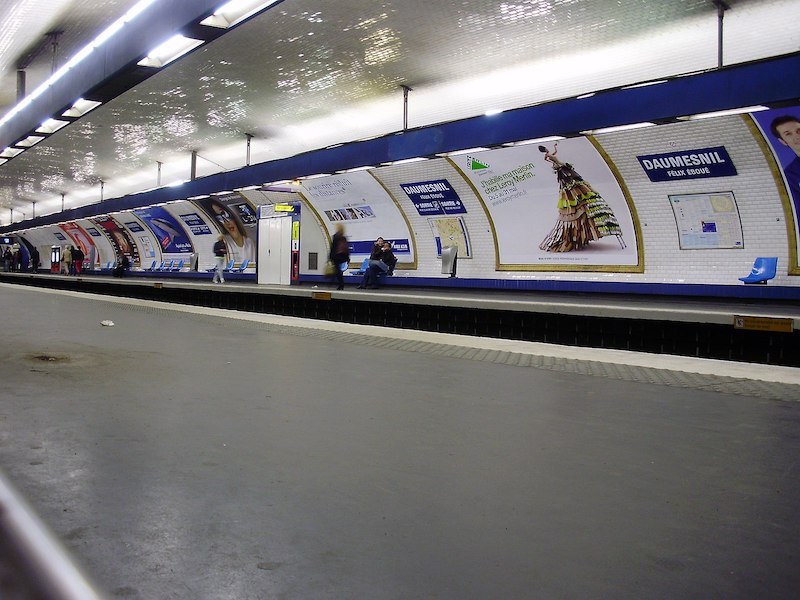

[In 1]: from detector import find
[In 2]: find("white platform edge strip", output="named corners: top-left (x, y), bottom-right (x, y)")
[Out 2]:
top-left (6, 283), bottom-right (800, 386)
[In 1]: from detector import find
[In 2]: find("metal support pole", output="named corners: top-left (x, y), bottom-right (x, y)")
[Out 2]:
top-left (61, 193), bottom-right (65, 211)
top-left (32, 201), bottom-right (36, 218)
top-left (190, 150), bottom-right (198, 181)
top-left (46, 31), bottom-right (64, 74)
top-left (16, 70), bottom-right (26, 102)
top-left (100, 180), bottom-right (104, 202)
top-left (245, 133), bottom-right (253, 166)
top-left (713, 1), bottom-right (729, 68)
top-left (401, 85), bottom-right (412, 131)
top-left (157, 161), bottom-right (162, 186)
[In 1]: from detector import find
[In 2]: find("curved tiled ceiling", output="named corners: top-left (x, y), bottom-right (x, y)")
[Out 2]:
top-left (0, 0), bottom-right (798, 222)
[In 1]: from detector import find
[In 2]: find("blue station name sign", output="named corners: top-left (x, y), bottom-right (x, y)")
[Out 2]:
top-left (637, 146), bottom-right (737, 182)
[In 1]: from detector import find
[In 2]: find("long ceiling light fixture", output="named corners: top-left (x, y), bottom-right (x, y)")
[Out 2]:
top-left (581, 122), bottom-right (655, 135)
top-left (137, 35), bottom-right (205, 68)
top-left (503, 135), bottom-right (566, 147)
top-left (200, 0), bottom-right (283, 29)
top-left (0, 0), bottom-right (159, 129)
top-left (677, 105), bottom-right (769, 121)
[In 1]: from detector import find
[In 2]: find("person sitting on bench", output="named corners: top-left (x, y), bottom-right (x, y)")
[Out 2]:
top-left (358, 242), bottom-right (396, 289)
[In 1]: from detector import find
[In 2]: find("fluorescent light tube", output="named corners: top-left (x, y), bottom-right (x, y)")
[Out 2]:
top-left (438, 147), bottom-right (490, 157)
top-left (201, 0), bottom-right (281, 29)
top-left (505, 135), bottom-right (565, 146)
top-left (381, 157), bottom-right (427, 166)
top-left (0, 147), bottom-right (24, 158)
top-left (62, 99), bottom-right (102, 118)
top-left (679, 105), bottom-right (769, 120)
top-left (582, 122), bottom-right (655, 135)
top-left (15, 135), bottom-right (45, 148)
top-left (137, 35), bottom-right (204, 68)
top-left (621, 80), bottom-right (668, 90)
top-left (36, 119), bottom-right (70, 134)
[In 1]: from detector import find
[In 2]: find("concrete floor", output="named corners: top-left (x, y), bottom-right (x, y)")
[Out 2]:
top-left (0, 284), bottom-right (798, 599)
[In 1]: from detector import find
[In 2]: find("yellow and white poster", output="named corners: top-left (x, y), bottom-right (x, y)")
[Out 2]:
top-left (453, 138), bottom-right (639, 269)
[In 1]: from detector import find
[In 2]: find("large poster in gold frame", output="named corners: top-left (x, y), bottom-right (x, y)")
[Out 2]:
top-left (450, 137), bottom-right (643, 272)
top-left (749, 109), bottom-right (800, 275)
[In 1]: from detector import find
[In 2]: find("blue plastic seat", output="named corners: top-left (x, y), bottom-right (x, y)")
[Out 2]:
top-left (223, 259), bottom-right (235, 272)
top-left (147, 260), bottom-right (157, 271)
top-left (172, 259), bottom-right (184, 271)
top-left (160, 260), bottom-right (174, 271)
top-left (349, 258), bottom-right (369, 276)
top-left (235, 258), bottom-right (250, 272)
top-left (739, 257), bottom-right (777, 284)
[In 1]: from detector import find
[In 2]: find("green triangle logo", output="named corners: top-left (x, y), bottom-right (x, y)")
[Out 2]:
top-left (467, 156), bottom-right (489, 170)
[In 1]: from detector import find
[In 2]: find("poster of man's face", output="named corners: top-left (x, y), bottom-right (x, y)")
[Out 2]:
top-left (752, 106), bottom-right (800, 272)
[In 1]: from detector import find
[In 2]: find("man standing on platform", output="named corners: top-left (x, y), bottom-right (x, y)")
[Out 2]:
top-left (213, 234), bottom-right (227, 284)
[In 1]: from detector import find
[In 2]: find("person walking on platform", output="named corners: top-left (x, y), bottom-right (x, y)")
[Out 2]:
top-left (72, 246), bottom-right (84, 275)
top-left (329, 223), bottom-right (350, 290)
top-left (30, 247), bottom-right (39, 273)
top-left (213, 235), bottom-right (227, 284)
top-left (3, 248), bottom-right (11, 272)
top-left (62, 245), bottom-right (72, 275)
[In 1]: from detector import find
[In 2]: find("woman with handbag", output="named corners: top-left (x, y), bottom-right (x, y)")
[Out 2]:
top-left (329, 224), bottom-right (350, 290)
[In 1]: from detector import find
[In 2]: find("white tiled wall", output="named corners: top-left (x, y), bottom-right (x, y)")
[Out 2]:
top-left (598, 116), bottom-right (794, 286)
top-left (299, 114), bottom-right (799, 287)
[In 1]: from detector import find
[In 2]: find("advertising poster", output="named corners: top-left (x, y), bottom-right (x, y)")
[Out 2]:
top-left (92, 216), bottom-right (140, 265)
top-left (453, 138), bottom-right (639, 269)
top-left (751, 106), bottom-right (800, 272)
top-left (669, 192), bottom-right (744, 249)
top-left (133, 207), bottom-right (194, 254)
top-left (59, 222), bottom-right (98, 266)
top-left (299, 171), bottom-right (414, 262)
top-left (193, 194), bottom-right (258, 263)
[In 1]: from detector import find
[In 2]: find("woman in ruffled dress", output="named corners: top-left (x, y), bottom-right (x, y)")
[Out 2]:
top-left (537, 143), bottom-right (625, 252)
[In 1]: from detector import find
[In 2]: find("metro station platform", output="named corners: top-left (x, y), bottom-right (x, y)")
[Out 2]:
top-left (0, 282), bottom-right (798, 599)
top-left (2, 270), bottom-right (799, 367)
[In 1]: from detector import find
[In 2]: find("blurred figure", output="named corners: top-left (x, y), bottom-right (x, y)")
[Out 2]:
top-left (112, 254), bottom-right (130, 277)
top-left (30, 247), bottom-right (39, 273)
top-left (329, 223), bottom-right (350, 290)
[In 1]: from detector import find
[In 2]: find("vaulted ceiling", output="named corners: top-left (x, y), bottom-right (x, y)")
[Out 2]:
top-left (0, 0), bottom-right (797, 223)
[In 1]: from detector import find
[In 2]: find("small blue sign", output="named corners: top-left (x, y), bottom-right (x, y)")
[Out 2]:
top-left (637, 146), bottom-right (737, 182)
top-left (401, 179), bottom-right (466, 215)
top-left (179, 213), bottom-right (212, 235)
top-left (124, 221), bottom-right (145, 233)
